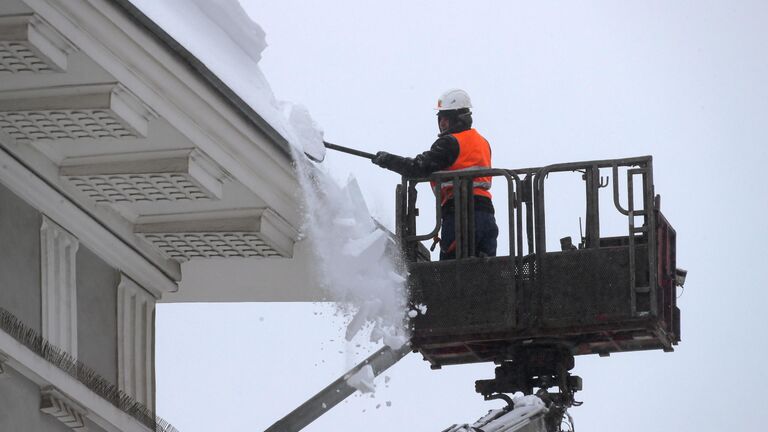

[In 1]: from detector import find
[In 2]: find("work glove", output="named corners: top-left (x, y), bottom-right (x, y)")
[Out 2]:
top-left (372, 151), bottom-right (392, 168)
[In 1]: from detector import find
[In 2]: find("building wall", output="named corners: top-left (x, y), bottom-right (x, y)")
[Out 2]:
top-left (0, 179), bottom-right (122, 387)
top-left (0, 179), bottom-right (156, 427)
top-left (0, 366), bottom-right (107, 432)
top-left (77, 245), bottom-right (120, 386)
top-left (0, 181), bottom-right (42, 332)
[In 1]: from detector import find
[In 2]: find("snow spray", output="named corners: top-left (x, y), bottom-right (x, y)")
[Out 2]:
top-left (285, 105), bottom-right (409, 355)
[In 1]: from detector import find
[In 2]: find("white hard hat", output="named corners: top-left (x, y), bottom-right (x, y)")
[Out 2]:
top-left (436, 88), bottom-right (472, 111)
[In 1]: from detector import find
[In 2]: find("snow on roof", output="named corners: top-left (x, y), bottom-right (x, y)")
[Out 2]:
top-left (128, 0), bottom-right (410, 368)
top-left (127, 0), bottom-right (325, 161)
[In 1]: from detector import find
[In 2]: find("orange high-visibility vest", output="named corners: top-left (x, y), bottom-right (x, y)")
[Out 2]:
top-left (435, 128), bottom-right (492, 205)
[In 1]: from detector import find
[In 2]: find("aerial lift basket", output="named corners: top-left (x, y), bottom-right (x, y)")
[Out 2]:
top-left (398, 156), bottom-right (682, 369)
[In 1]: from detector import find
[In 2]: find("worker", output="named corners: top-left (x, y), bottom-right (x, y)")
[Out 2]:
top-left (371, 89), bottom-right (499, 260)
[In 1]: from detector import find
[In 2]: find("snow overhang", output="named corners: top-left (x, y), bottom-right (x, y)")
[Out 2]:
top-left (0, 0), bottom-right (314, 301)
top-left (111, 0), bottom-right (293, 158)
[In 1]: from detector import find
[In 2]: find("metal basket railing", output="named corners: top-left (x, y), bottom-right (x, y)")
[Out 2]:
top-left (397, 156), bottom-right (658, 319)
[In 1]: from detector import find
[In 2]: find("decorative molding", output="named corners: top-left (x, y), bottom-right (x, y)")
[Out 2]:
top-left (1, 307), bottom-right (178, 431)
top-left (117, 275), bottom-right (155, 410)
top-left (40, 216), bottom-right (79, 356)
top-left (0, 83), bottom-right (156, 141)
top-left (135, 208), bottom-right (297, 260)
top-left (0, 137), bottom-right (179, 295)
top-left (40, 386), bottom-right (88, 431)
top-left (0, 330), bottom-right (160, 432)
top-left (60, 149), bottom-right (227, 203)
top-left (22, 0), bottom-right (301, 230)
top-left (0, 14), bottom-right (76, 74)
top-left (139, 232), bottom-right (279, 261)
top-left (0, 42), bottom-right (52, 73)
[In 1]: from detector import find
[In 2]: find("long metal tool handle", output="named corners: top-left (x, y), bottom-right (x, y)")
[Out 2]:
top-left (265, 344), bottom-right (411, 432)
top-left (323, 141), bottom-right (377, 160)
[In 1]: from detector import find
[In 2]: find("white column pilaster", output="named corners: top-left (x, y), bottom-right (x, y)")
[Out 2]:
top-left (40, 216), bottom-right (79, 356)
top-left (117, 274), bottom-right (155, 409)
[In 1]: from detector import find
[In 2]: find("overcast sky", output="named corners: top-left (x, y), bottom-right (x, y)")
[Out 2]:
top-left (156, 1), bottom-right (768, 431)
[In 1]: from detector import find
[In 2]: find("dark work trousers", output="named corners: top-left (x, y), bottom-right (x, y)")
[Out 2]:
top-left (439, 210), bottom-right (499, 261)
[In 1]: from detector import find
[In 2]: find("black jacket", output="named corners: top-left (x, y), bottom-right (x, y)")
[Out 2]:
top-left (378, 124), bottom-right (494, 213)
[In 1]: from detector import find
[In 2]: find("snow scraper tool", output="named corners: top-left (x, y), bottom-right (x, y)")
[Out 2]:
top-left (265, 343), bottom-right (411, 432)
top-left (306, 141), bottom-right (376, 162)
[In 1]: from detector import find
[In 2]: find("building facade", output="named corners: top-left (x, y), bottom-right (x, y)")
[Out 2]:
top-left (0, 0), bottom-right (316, 430)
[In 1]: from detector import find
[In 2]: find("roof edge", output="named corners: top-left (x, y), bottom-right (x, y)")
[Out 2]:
top-left (109, 0), bottom-right (293, 158)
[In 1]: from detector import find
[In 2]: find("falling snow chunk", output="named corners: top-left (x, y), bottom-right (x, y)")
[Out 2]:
top-left (388, 271), bottom-right (406, 284)
top-left (333, 217), bottom-right (357, 228)
top-left (291, 100), bottom-right (409, 367)
top-left (342, 177), bottom-right (376, 233)
top-left (346, 300), bottom-right (381, 341)
top-left (383, 333), bottom-right (408, 350)
top-left (321, 403), bottom-right (327, 409)
top-left (285, 103), bottom-right (325, 161)
top-left (369, 326), bottom-right (384, 343)
top-left (341, 228), bottom-right (388, 258)
top-left (346, 365), bottom-right (375, 394)
top-left (407, 309), bottom-right (418, 318)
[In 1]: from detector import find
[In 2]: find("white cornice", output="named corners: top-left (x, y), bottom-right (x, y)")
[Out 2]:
top-left (0, 83), bottom-right (156, 140)
top-left (0, 126), bottom-right (181, 282)
top-left (0, 13), bottom-right (77, 72)
top-left (135, 208), bottom-right (298, 260)
top-left (24, 0), bottom-right (302, 228)
top-left (60, 148), bottom-right (228, 203)
top-left (0, 144), bottom-right (178, 295)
